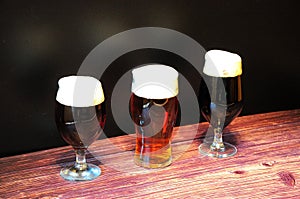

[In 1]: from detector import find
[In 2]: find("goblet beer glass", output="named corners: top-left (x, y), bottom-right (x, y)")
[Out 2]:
top-left (129, 64), bottom-right (179, 168)
top-left (55, 76), bottom-right (106, 181)
top-left (199, 50), bottom-right (243, 158)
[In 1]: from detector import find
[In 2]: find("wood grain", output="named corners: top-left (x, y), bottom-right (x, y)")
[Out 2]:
top-left (0, 109), bottom-right (300, 198)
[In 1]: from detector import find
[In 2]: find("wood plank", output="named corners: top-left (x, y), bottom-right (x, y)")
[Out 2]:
top-left (0, 109), bottom-right (299, 198)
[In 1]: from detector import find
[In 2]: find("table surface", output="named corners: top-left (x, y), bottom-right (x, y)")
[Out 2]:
top-left (1, 109), bottom-right (300, 198)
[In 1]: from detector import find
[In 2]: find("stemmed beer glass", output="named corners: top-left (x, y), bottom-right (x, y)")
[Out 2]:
top-left (55, 76), bottom-right (106, 181)
top-left (199, 50), bottom-right (243, 158)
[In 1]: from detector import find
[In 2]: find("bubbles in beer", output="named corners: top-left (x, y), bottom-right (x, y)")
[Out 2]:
top-left (203, 50), bottom-right (242, 78)
top-left (56, 76), bottom-right (105, 107)
top-left (131, 64), bottom-right (179, 99)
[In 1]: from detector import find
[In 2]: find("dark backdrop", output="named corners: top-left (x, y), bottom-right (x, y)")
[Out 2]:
top-left (1, 0), bottom-right (299, 157)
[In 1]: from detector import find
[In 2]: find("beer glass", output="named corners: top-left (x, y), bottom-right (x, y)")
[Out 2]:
top-left (55, 76), bottom-right (106, 181)
top-left (129, 64), bottom-right (179, 168)
top-left (199, 50), bottom-right (243, 158)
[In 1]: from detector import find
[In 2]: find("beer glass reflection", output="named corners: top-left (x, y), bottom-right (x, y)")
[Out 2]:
top-left (55, 76), bottom-right (106, 181)
top-left (129, 64), bottom-right (179, 168)
top-left (199, 50), bottom-right (243, 158)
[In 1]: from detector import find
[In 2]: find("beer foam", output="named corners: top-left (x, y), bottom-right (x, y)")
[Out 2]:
top-left (131, 64), bottom-right (178, 99)
top-left (203, 50), bottom-right (242, 77)
top-left (56, 76), bottom-right (105, 107)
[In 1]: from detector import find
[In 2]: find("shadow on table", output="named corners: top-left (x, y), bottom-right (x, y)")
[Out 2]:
top-left (223, 129), bottom-right (241, 146)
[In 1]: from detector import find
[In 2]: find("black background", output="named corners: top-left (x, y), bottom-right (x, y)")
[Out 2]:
top-left (1, 0), bottom-right (299, 157)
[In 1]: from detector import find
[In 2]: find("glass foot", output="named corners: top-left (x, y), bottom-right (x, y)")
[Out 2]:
top-left (60, 163), bottom-right (101, 181)
top-left (199, 142), bottom-right (237, 158)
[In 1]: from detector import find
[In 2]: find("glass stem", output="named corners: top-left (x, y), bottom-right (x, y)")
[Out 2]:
top-left (211, 120), bottom-right (225, 152)
top-left (75, 149), bottom-right (88, 170)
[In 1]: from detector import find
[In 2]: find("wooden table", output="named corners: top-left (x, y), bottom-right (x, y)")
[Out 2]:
top-left (1, 109), bottom-right (299, 198)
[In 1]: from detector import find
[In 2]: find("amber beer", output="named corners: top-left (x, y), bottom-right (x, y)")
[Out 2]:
top-left (129, 64), bottom-right (179, 168)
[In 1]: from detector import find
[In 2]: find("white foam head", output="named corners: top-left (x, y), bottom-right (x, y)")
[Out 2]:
top-left (131, 64), bottom-right (179, 99)
top-left (203, 50), bottom-right (242, 77)
top-left (56, 76), bottom-right (105, 107)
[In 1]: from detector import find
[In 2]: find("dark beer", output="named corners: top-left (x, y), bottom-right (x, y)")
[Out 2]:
top-left (199, 49), bottom-right (243, 158)
top-left (55, 75), bottom-right (105, 181)
top-left (199, 74), bottom-right (243, 128)
top-left (55, 102), bottom-right (106, 149)
top-left (130, 64), bottom-right (179, 168)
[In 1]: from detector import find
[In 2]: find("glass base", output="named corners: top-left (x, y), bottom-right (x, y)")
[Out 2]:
top-left (60, 163), bottom-right (101, 181)
top-left (134, 144), bottom-right (172, 169)
top-left (199, 142), bottom-right (237, 158)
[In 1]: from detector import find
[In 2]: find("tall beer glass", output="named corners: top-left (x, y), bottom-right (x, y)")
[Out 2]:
top-left (129, 64), bottom-right (179, 168)
top-left (55, 76), bottom-right (106, 181)
top-left (199, 50), bottom-right (243, 158)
